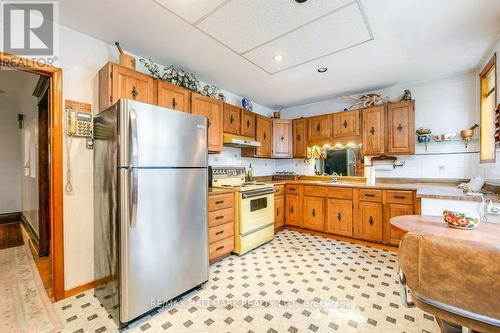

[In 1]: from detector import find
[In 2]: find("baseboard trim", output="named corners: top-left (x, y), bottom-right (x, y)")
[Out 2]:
top-left (0, 212), bottom-right (21, 223)
top-left (20, 213), bottom-right (40, 255)
top-left (64, 276), bottom-right (114, 298)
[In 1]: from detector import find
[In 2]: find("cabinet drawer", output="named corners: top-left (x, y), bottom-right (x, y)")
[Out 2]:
top-left (327, 187), bottom-right (353, 199)
top-left (209, 222), bottom-right (234, 244)
top-left (303, 186), bottom-right (326, 197)
top-left (285, 185), bottom-right (301, 194)
top-left (274, 185), bottom-right (285, 196)
top-left (359, 189), bottom-right (382, 202)
top-left (386, 190), bottom-right (413, 204)
top-left (209, 236), bottom-right (233, 261)
top-left (208, 193), bottom-right (234, 212)
top-left (208, 208), bottom-right (234, 227)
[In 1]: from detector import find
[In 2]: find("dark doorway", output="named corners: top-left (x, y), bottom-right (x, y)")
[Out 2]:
top-left (38, 89), bottom-right (50, 257)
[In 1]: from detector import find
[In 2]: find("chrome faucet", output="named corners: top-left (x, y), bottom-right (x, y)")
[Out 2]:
top-left (331, 172), bottom-right (339, 183)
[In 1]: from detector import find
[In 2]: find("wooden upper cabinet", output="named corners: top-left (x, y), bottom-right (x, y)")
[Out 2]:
top-left (99, 62), bottom-right (155, 112)
top-left (293, 119), bottom-right (307, 158)
top-left (272, 119), bottom-right (292, 158)
top-left (386, 101), bottom-right (415, 155)
top-left (223, 103), bottom-right (241, 135)
top-left (156, 80), bottom-right (190, 112)
top-left (303, 196), bottom-right (325, 231)
top-left (240, 110), bottom-right (256, 138)
top-left (242, 115), bottom-right (272, 158)
top-left (307, 114), bottom-right (331, 141)
top-left (362, 106), bottom-right (385, 155)
top-left (190, 93), bottom-right (223, 153)
top-left (333, 110), bottom-right (360, 138)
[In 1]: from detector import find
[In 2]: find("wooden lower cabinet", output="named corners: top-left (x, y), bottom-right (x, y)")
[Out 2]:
top-left (383, 203), bottom-right (413, 246)
top-left (326, 199), bottom-right (353, 237)
top-left (274, 190), bottom-right (285, 229)
top-left (303, 196), bottom-right (325, 231)
top-left (355, 201), bottom-right (383, 242)
top-left (285, 194), bottom-right (301, 227)
top-left (208, 191), bottom-right (234, 263)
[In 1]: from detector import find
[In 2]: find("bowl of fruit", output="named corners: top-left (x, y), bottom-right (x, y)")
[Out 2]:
top-left (443, 208), bottom-right (480, 229)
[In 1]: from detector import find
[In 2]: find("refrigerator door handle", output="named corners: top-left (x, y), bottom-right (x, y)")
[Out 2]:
top-left (129, 168), bottom-right (138, 228)
top-left (129, 109), bottom-right (139, 167)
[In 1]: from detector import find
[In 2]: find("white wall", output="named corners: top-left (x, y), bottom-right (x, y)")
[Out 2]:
top-left (280, 71), bottom-right (498, 180)
top-left (19, 77), bottom-right (40, 235)
top-left (0, 95), bottom-right (22, 214)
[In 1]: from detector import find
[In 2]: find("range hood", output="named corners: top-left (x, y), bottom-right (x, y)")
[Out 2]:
top-left (223, 133), bottom-right (261, 148)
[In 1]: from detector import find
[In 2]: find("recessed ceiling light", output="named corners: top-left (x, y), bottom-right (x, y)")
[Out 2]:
top-left (273, 54), bottom-right (284, 62)
top-left (295, 0), bottom-right (308, 3)
top-left (317, 67), bottom-right (328, 73)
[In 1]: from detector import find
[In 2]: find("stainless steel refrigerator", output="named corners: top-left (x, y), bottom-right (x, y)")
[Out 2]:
top-left (94, 99), bottom-right (209, 327)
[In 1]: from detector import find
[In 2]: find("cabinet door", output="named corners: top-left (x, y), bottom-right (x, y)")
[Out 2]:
top-left (383, 203), bottom-right (413, 246)
top-left (362, 106), bottom-right (385, 155)
top-left (356, 201), bottom-right (383, 242)
top-left (303, 196), bottom-right (325, 231)
top-left (333, 110), bottom-right (360, 138)
top-left (285, 194), bottom-right (300, 226)
top-left (293, 119), bottom-right (307, 158)
top-left (112, 64), bottom-right (155, 107)
top-left (272, 119), bottom-right (292, 158)
top-left (240, 110), bottom-right (255, 138)
top-left (274, 195), bottom-right (285, 229)
top-left (157, 81), bottom-right (190, 112)
top-left (326, 199), bottom-right (353, 237)
top-left (387, 101), bottom-right (415, 155)
top-left (191, 93), bottom-right (223, 153)
top-left (307, 115), bottom-right (331, 141)
top-left (255, 115), bottom-right (272, 157)
top-left (223, 103), bottom-right (241, 135)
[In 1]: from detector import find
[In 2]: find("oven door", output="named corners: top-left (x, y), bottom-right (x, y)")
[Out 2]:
top-left (239, 189), bottom-right (275, 235)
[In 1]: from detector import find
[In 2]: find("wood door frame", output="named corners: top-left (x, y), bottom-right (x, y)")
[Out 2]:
top-left (38, 91), bottom-right (50, 257)
top-left (1, 52), bottom-right (64, 301)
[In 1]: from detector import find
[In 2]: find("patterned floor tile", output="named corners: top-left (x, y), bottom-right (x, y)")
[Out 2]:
top-left (55, 230), bottom-right (439, 332)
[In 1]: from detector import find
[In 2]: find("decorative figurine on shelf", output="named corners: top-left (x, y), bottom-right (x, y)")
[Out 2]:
top-left (242, 98), bottom-right (253, 111)
top-left (416, 127), bottom-right (432, 151)
top-left (342, 93), bottom-right (390, 110)
top-left (460, 124), bottom-right (478, 148)
top-left (217, 92), bottom-right (226, 101)
top-left (115, 42), bottom-right (136, 69)
top-left (401, 89), bottom-right (412, 101)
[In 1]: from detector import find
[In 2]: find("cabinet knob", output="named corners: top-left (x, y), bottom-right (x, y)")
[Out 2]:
top-left (276, 208), bottom-right (279, 216)
top-left (280, 135), bottom-right (284, 141)
top-left (297, 134), bottom-right (301, 141)
top-left (343, 120), bottom-right (348, 128)
top-left (215, 231), bottom-right (224, 236)
top-left (263, 132), bottom-right (266, 140)
top-left (247, 119), bottom-right (251, 128)
top-left (316, 124), bottom-right (320, 132)
top-left (368, 216), bottom-right (374, 226)
top-left (131, 86), bottom-right (138, 99)
top-left (172, 97), bottom-right (177, 109)
top-left (230, 114), bottom-right (234, 124)
top-left (397, 123), bottom-right (403, 132)
top-left (312, 209), bottom-right (316, 217)
top-left (370, 126), bottom-right (375, 135)
top-left (290, 206), bottom-right (294, 214)
top-left (337, 212), bottom-right (342, 221)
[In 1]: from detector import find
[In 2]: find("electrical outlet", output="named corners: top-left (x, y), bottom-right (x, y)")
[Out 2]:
top-left (438, 165), bottom-right (446, 171)
top-left (487, 203), bottom-right (500, 215)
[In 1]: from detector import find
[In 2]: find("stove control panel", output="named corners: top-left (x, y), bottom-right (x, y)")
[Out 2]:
top-left (211, 166), bottom-right (246, 179)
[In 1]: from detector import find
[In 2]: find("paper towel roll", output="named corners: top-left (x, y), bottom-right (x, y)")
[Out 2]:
top-left (374, 164), bottom-right (394, 171)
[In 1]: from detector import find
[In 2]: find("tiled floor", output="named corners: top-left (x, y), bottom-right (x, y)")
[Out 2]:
top-left (55, 230), bottom-right (438, 332)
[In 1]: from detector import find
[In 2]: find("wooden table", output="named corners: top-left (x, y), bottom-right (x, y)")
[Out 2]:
top-left (390, 215), bottom-right (500, 245)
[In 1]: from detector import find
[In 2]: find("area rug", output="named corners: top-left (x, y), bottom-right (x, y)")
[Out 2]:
top-left (0, 242), bottom-right (62, 333)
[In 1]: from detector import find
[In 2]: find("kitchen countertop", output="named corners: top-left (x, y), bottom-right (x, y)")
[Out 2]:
top-left (258, 179), bottom-right (500, 203)
top-left (208, 187), bottom-right (235, 195)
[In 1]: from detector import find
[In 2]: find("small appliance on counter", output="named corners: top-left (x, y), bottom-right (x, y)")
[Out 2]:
top-left (272, 171), bottom-right (299, 181)
top-left (211, 166), bottom-right (275, 255)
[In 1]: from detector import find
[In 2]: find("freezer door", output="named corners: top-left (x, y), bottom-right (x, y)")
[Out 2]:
top-left (118, 99), bottom-right (207, 168)
top-left (119, 168), bottom-right (208, 323)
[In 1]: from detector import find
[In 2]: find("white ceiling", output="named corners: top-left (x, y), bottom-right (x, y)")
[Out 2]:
top-left (58, 0), bottom-right (500, 108)
top-left (0, 67), bottom-right (40, 100)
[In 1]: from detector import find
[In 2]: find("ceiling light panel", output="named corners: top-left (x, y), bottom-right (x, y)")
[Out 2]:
top-left (155, 0), bottom-right (227, 24)
top-left (197, 0), bottom-right (353, 54)
top-left (244, 3), bottom-right (371, 74)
